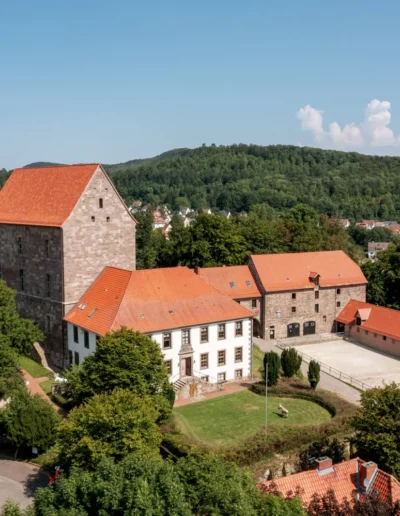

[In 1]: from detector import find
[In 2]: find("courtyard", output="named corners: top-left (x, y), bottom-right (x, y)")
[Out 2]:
top-left (292, 338), bottom-right (400, 389)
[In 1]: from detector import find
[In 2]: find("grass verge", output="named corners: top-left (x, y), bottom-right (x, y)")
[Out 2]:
top-left (252, 344), bottom-right (264, 379)
top-left (40, 378), bottom-right (54, 395)
top-left (18, 356), bottom-right (50, 378)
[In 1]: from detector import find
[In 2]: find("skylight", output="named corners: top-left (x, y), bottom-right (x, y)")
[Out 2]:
top-left (246, 280), bottom-right (252, 287)
top-left (88, 308), bottom-right (98, 318)
top-left (78, 303), bottom-right (87, 310)
top-left (229, 282), bottom-right (236, 288)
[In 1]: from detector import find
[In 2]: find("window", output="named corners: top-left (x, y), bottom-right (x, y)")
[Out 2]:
top-left (68, 350), bottom-right (73, 366)
top-left (91, 216), bottom-right (95, 222)
top-left (19, 269), bottom-right (24, 291)
top-left (235, 321), bottom-right (243, 336)
top-left (45, 239), bottom-right (50, 258)
top-left (235, 347), bottom-right (243, 362)
top-left (99, 198), bottom-right (103, 208)
top-left (182, 329), bottom-right (190, 345)
top-left (46, 315), bottom-right (51, 333)
top-left (235, 369), bottom-right (243, 379)
top-left (163, 333), bottom-right (172, 349)
top-left (73, 325), bottom-right (79, 343)
top-left (356, 317), bottom-right (361, 326)
top-left (246, 280), bottom-right (252, 287)
top-left (218, 324), bottom-right (226, 339)
top-left (323, 315), bottom-right (327, 322)
top-left (106, 216), bottom-right (110, 222)
top-left (336, 301), bottom-right (341, 308)
top-left (201, 375), bottom-right (209, 382)
top-left (217, 372), bottom-right (226, 382)
top-left (17, 236), bottom-right (22, 255)
top-left (74, 351), bottom-right (80, 365)
top-left (315, 304), bottom-right (319, 313)
top-left (315, 291), bottom-right (319, 300)
top-left (229, 282), bottom-right (236, 288)
top-left (218, 350), bottom-right (226, 366)
top-left (200, 353), bottom-right (209, 369)
top-left (292, 293), bottom-right (296, 300)
top-left (292, 306), bottom-right (296, 313)
top-left (383, 336), bottom-right (387, 341)
top-left (374, 333), bottom-right (377, 338)
top-left (252, 299), bottom-right (257, 308)
top-left (337, 288), bottom-right (341, 295)
top-left (46, 274), bottom-right (51, 297)
top-left (84, 331), bottom-right (89, 349)
top-left (200, 326), bottom-right (208, 343)
top-left (164, 360), bottom-right (172, 375)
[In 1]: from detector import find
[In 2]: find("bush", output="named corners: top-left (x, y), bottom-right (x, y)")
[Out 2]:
top-left (281, 348), bottom-right (302, 377)
top-left (299, 437), bottom-right (345, 471)
top-left (307, 360), bottom-right (321, 390)
top-left (263, 352), bottom-right (281, 386)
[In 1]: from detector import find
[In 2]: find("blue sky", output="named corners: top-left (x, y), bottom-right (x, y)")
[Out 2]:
top-left (2, 0), bottom-right (400, 169)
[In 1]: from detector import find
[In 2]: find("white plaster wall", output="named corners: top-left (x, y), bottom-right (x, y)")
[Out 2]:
top-left (67, 318), bottom-right (252, 382)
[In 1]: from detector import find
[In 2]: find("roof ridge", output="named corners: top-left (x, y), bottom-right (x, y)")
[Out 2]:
top-left (13, 163), bottom-right (100, 171)
top-left (351, 299), bottom-right (400, 315)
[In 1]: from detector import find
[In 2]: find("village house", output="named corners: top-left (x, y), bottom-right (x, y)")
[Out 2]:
top-left (64, 266), bottom-right (253, 396)
top-left (194, 265), bottom-right (263, 336)
top-left (367, 241), bottom-right (390, 260)
top-left (248, 251), bottom-right (367, 340)
top-left (338, 218), bottom-right (350, 229)
top-left (260, 457), bottom-right (400, 507)
top-left (356, 220), bottom-right (375, 230)
top-left (337, 300), bottom-right (400, 357)
top-left (0, 164), bottom-right (137, 367)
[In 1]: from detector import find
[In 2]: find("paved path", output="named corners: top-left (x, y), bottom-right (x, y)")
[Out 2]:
top-left (174, 381), bottom-right (252, 407)
top-left (253, 337), bottom-right (361, 405)
top-left (0, 460), bottom-right (48, 509)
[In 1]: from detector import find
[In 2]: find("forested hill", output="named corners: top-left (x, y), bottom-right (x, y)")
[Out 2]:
top-left (108, 145), bottom-right (400, 220)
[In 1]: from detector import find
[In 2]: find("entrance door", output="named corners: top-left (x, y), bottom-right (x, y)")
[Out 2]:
top-left (269, 327), bottom-right (275, 339)
top-left (303, 321), bottom-right (316, 335)
top-left (287, 323), bottom-right (300, 338)
top-left (181, 357), bottom-right (192, 377)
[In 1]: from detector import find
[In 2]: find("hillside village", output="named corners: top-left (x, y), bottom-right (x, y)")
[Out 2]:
top-left (1, 164), bottom-right (400, 513)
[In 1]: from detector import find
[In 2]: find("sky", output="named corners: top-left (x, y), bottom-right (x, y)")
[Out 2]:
top-left (2, 0), bottom-right (400, 169)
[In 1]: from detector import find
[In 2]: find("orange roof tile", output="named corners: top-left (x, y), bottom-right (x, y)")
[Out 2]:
top-left (0, 164), bottom-right (100, 227)
top-left (65, 266), bottom-right (253, 335)
top-left (196, 265), bottom-right (261, 299)
top-left (250, 251), bottom-right (366, 292)
top-left (260, 458), bottom-right (400, 506)
top-left (337, 299), bottom-right (400, 341)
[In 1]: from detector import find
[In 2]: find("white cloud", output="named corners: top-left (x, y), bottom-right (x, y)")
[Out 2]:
top-left (297, 99), bottom-right (399, 150)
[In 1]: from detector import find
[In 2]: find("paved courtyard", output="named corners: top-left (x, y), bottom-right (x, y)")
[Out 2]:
top-left (292, 339), bottom-right (400, 389)
top-left (0, 460), bottom-right (47, 509)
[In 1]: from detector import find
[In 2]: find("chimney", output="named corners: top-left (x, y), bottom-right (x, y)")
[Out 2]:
top-left (194, 266), bottom-right (200, 275)
top-left (315, 457), bottom-right (333, 475)
top-left (360, 461), bottom-right (378, 489)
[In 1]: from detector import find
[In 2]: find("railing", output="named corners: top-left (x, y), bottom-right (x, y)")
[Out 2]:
top-left (276, 341), bottom-right (373, 391)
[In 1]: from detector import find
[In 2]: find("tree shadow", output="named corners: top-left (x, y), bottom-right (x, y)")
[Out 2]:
top-left (23, 469), bottom-right (48, 497)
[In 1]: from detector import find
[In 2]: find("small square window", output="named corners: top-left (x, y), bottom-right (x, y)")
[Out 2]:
top-left (315, 291), bottom-right (319, 300)
top-left (217, 372), bottom-right (226, 382)
top-left (106, 216), bottom-right (110, 222)
top-left (374, 333), bottom-right (377, 338)
top-left (292, 293), bottom-right (296, 300)
top-left (218, 350), bottom-right (226, 366)
top-left (201, 375), bottom-right (209, 382)
top-left (73, 325), bottom-right (79, 344)
top-left (337, 288), bottom-right (341, 295)
top-left (200, 353), bottom-right (209, 369)
top-left (218, 324), bottom-right (226, 339)
top-left (91, 216), bottom-right (95, 222)
top-left (200, 327), bottom-right (208, 343)
top-left (19, 269), bottom-right (24, 291)
top-left (74, 351), bottom-right (80, 365)
top-left (99, 198), bottom-right (103, 209)
top-left (235, 347), bottom-right (243, 362)
top-left (164, 360), bottom-right (172, 375)
top-left (163, 333), bottom-right (172, 349)
top-left (383, 335), bottom-right (387, 341)
top-left (17, 236), bottom-right (22, 255)
top-left (315, 304), bottom-right (319, 313)
top-left (252, 299), bottom-right (257, 308)
top-left (292, 306), bottom-right (296, 313)
top-left (336, 301), bottom-right (341, 308)
top-left (323, 315), bottom-right (327, 322)
top-left (235, 321), bottom-right (243, 336)
top-left (182, 329), bottom-right (190, 345)
top-left (235, 369), bottom-right (243, 379)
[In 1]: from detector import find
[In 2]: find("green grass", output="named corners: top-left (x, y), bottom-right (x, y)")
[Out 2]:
top-left (39, 378), bottom-right (54, 395)
top-left (18, 356), bottom-right (50, 378)
top-left (174, 390), bottom-right (331, 445)
top-left (252, 344), bottom-right (264, 378)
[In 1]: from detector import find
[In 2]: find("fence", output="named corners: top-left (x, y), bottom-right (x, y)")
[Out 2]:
top-left (276, 341), bottom-right (373, 391)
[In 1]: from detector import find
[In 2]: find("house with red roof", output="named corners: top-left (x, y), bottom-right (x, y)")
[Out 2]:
top-left (260, 457), bottom-right (400, 508)
top-left (0, 164), bottom-right (137, 367)
top-left (336, 300), bottom-right (400, 357)
top-left (64, 266), bottom-right (253, 396)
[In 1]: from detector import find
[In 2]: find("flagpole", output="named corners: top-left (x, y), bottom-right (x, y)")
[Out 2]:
top-left (265, 358), bottom-right (268, 435)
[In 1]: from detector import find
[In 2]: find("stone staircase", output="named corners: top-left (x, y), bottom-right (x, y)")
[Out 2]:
top-left (173, 378), bottom-right (187, 392)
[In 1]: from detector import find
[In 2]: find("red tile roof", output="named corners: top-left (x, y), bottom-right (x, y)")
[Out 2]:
top-left (195, 265), bottom-right (261, 299)
top-left (0, 164), bottom-right (100, 227)
top-left (337, 299), bottom-right (400, 341)
top-left (250, 251), bottom-right (366, 292)
top-left (64, 266), bottom-right (253, 335)
top-left (260, 458), bottom-right (400, 506)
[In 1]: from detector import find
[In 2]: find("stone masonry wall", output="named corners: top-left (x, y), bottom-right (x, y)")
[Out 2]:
top-left (237, 297), bottom-right (262, 335)
top-left (0, 224), bottom-right (65, 362)
top-left (62, 166), bottom-right (136, 310)
top-left (263, 284), bottom-right (366, 340)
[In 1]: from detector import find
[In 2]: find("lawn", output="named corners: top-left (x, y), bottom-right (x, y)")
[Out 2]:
top-left (252, 344), bottom-right (264, 378)
top-left (18, 356), bottom-right (50, 378)
top-left (39, 378), bottom-right (54, 395)
top-left (174, 389), bottom-right (331, 445)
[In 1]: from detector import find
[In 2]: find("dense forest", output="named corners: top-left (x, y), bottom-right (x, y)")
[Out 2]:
top-left (108, 145), bottom-right (400, 220)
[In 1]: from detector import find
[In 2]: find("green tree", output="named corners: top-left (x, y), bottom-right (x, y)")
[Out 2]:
top-left (352, 383), bottom-right (400, 477)
top-left (0, 390), bottom-right (59, 457)
top-left (0, 340), bottom-right (23, 397)
top-left (281, 348), bottom-right (302, 378)
top-left (63, 328), bottom-right (173, 418)
top-left (0, 500), bottom-right (34, 516)
top-left (57, 389), bottom-right (162, 469)
top-left (263, 351), bottom-right (281, 386)
top-left (307, 360), bottom-right (321, 389)
top-left (0, 280), bottom-right (44, 355)
top-left (135, 211), bottom-right (157, 269)
top-left (283, 205), bottom-right (325, 252)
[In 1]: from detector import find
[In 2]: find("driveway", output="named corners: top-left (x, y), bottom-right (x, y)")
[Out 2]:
top-left (0, 460), bottom-right (48, 509)
top-left (253, 337), bottom-right (361, 405)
